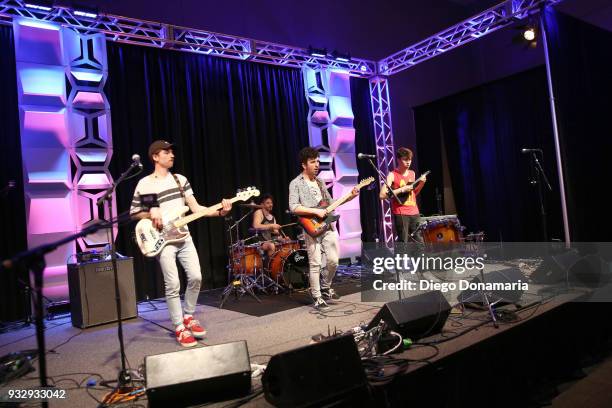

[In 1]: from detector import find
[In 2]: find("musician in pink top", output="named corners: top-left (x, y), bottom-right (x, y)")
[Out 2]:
top-left (379, 147), bottom-right (427, 243)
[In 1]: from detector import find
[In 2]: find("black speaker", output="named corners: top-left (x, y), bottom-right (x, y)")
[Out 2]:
top-left (458, 267), bottom-right (527, 305)
top-left (262, 334), bottom-right (369, 408)
top-left (67, 258), bottom-right (137, 328)
top-left (367, 290), bottom-right (451, 339)
top-left (146, 341), bottom-right (251, 407)
top-left (530, 249), bottom-right (581, 284)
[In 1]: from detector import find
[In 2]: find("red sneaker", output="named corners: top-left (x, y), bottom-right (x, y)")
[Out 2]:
top-left (183, 316), bottom-right (207, 339)
top-left (175, 326), bottom-right (197, 347)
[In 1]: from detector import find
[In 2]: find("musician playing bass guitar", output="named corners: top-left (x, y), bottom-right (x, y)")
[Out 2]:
top-left (379, 147), bottom-right (427, 243)
top-left (130, 140), bottom-right (232, 347)
top-left (288, 147), bottom-right (359, 311)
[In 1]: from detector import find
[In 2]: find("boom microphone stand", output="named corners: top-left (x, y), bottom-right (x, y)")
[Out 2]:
top-left (1, 216), bottom-right (130, 406)
top-left (527, 150), bottom-right (552, 242)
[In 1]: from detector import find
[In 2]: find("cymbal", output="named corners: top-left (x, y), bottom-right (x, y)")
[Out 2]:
top-left (239, 202), bottom-right (263, 209)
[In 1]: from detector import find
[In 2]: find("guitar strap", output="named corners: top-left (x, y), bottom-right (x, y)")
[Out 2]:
top-left (171, 173), bottom-right (186, 203)
top-left (315, 178), bottom-right (329, 205)
top-left (314, 178), bottom-right (336, 232)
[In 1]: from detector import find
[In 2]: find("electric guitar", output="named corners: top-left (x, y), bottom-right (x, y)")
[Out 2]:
top-left (390, 170), bottom-right (430, 197)
top-left (135, 187), bottom-right (260, 257)
top-left (297, 177), bottom-right (375, 237)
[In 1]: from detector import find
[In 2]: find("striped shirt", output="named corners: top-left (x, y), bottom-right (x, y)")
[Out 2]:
top-left (130, 173), bottom-right (194, 215)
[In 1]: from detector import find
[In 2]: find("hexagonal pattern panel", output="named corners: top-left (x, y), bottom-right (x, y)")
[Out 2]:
top-left (302, 66), bottom-right (362, 258)
top-left (14, 18), bottom-right (112, 301)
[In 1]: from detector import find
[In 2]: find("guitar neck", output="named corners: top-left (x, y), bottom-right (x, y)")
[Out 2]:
top-left (392, 172), bottom-right (429, 195)
top-left (174, 196), bottom-right (241, 228)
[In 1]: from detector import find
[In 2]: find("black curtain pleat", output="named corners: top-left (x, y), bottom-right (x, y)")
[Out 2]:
top-left (105, 42), bottom-right (312, 299)
top-left (351, 77), bottom-right (381, 242)
top-left (0, 25), bottom-right (29, 322)
top-left (543, 8), bottom-right (612, 242)
top-left (414, 67), bottom-right (563, 242)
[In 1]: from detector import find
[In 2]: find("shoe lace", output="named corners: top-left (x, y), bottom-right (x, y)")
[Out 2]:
top-left (177, 329), bottom-right (192, 340)
top-left (186, 318), bottom-right (201, 328)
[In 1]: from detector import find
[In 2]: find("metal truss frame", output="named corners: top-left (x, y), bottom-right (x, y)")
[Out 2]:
top-left (1, 0), bottom-right (566, 245)
top-left (369, 77), bottom-right (395, 245)
top-left (0, 0), bottom-right (377, 76)
top-left (378, 0), bottom-right (562, 75)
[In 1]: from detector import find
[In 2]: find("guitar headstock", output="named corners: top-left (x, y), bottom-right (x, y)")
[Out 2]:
top-left (357, 177), bottom-right (375, 189)
top-left (236, 187), bottom-right (261, 202)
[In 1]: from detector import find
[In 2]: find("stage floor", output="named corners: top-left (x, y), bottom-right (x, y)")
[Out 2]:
top-left (0, 265), bottom-right (603, 407)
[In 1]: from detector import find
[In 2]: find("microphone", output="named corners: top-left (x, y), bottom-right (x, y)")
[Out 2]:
top-left (521, 148), bottom-right (542, 154)
top-left (131, 154), bottom-right (143, 168)
top-left (358, 153), bottom-right (376, 160)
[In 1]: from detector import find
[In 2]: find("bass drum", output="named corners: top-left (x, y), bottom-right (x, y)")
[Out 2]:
top-left (268, 249), bottom-right (309, 289)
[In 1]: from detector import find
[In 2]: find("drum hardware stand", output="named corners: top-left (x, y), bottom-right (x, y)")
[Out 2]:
top-left (219, 269), bottom-right (261, 308)
top-left (221, 208), bottom-right (261, 308)
top-left (252, 247), bottom-right (284, 294)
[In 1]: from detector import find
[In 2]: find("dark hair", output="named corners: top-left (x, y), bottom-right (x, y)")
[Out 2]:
top-left (396, 147), bottom-right (413, 160)
top-left (259, 193), bottom-right (274, 204)
top-left (298, 147), bottom-right (320, 165)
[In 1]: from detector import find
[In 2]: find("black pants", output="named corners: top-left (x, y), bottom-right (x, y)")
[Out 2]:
top-left (394, 214), bottom-right (424, 244)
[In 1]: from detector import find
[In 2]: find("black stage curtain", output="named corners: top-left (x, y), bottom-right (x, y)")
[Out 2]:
top-left (351, 77), bottom-right (381, 242)
top-left (105, 42), bottom-right (311, 298)
top-left (414, 67), bottom-right (563, 242)
top-left (543, 8), bottom-right (612, 242)
top-left (0, 26), bottom-right (28, 322)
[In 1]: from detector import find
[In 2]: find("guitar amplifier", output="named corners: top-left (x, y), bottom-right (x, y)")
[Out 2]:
top-left (67, 258), bottom-right (138, 328)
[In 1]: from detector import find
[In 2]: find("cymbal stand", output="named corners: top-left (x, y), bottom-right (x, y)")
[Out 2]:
top-left (220, 209), bottom-right (261, 308)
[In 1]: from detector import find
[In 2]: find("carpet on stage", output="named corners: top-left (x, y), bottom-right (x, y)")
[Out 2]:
top-left (197, 276), bottom-right (362, 316)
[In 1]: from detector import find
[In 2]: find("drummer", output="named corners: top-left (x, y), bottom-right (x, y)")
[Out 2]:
top-left (252, 193), bottom-right (290, 257)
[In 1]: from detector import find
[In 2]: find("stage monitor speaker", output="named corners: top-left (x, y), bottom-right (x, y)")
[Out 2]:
top-left (262, 334), bottom-right (369, 408)
top-left (145, 341), bottom-right (251, 407)
top-left (367, 290), bottom-right (451, 339)
top-left (67, 258), bottom-right (138, 328)
top-left (530, 249), bottom-right (581, 284)
top-left (458, 267), bottom-right (526, 305)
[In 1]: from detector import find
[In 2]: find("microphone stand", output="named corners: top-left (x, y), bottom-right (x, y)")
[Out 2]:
top-left (528, 151), bottom-right (552, 242)
top-left (363, 157), bottom-right (408, 301)
top-left (96, 161), bottom-right (142, 388)
top-left (0, 216), bottom-right (132, 407)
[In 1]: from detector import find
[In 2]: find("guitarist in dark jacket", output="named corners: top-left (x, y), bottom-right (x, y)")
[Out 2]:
top-left (379, 147), bottom-right (427, 243)
top-left (288, 147), bottom-right (359, 311)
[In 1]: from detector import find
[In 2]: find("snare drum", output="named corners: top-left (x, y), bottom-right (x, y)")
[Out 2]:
top-left (268, 247), bottom-right (309, 289)
top-left (422, 215), bottom-right (462, 244)
top-left (230, 244), bottom-right (263, 275)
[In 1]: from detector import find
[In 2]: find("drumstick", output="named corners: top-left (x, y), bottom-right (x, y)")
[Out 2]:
top-left (279, 222), bottom-right (297, 229)
top-left (279, 222), bottom-right (296, 238)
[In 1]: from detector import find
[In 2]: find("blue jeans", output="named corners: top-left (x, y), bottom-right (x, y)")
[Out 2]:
top-left (304, 230), bottom-right (339, 298)
top-left (157, 237), bottom-right (202, 326)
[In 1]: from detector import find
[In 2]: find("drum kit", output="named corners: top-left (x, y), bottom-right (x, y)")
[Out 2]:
top-left (220, 202), bottom-right (308, 307)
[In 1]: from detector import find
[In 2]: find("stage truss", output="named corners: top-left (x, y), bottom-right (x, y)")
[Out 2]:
top-left (0, 0), bottom-right (377, 77)
top-left (378, 0), bottom-right (562, 75)
top-left (0, 0), bottom-right (564, 244)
